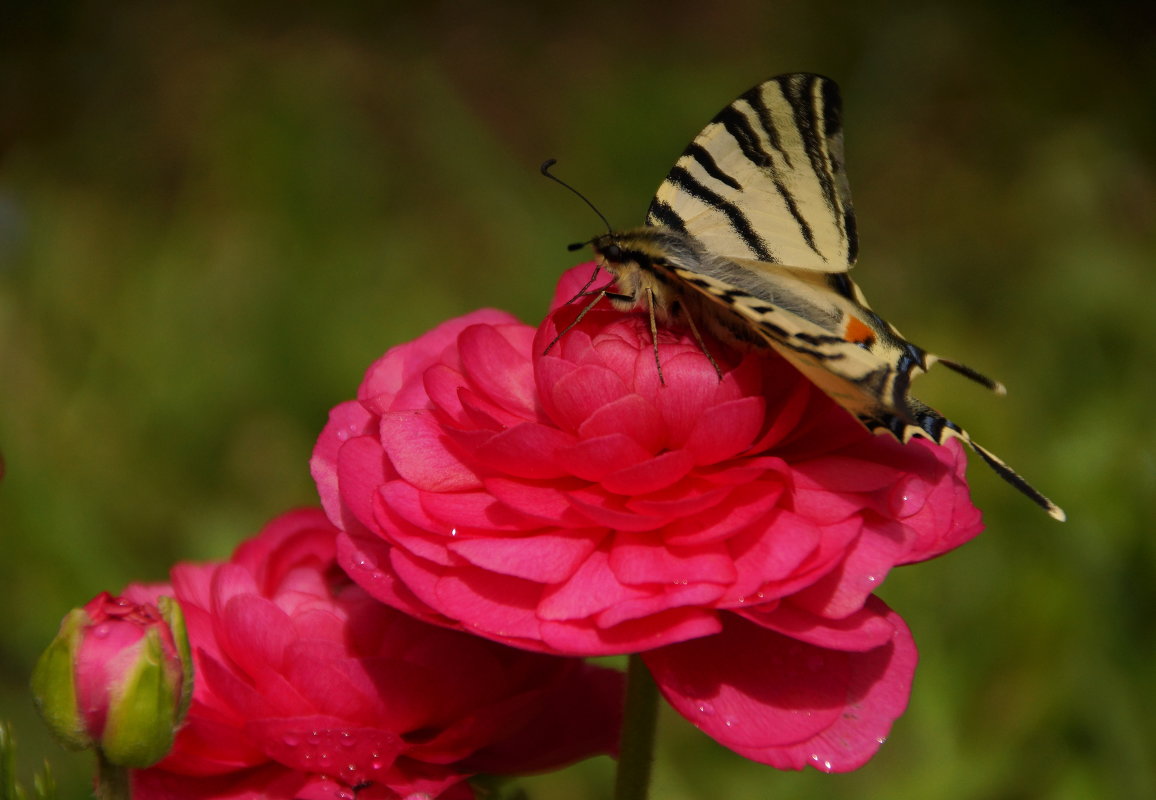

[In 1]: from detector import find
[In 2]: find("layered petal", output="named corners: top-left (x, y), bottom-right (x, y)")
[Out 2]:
top-left (132, 509), bottom-right (622, 798)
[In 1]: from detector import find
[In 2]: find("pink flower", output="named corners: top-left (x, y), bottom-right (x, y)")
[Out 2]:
top-left (32, 591), bottom-right (191, 767)
top-left (131, 508), bottom-right (624, 799)
top-left (312, 265), bottom-right (984, 771)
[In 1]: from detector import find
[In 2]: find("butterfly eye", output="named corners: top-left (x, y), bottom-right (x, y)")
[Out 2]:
top-left (603, 243), bottom-right (624, 262)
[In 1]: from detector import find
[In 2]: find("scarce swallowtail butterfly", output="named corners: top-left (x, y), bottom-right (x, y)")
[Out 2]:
top-left (552, 72), bottom-right (1065, 521)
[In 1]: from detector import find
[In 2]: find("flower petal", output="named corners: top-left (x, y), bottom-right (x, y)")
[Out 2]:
top-left (645, 599), bottom-right (916, 771)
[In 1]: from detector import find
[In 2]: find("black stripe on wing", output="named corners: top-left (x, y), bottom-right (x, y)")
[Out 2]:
top-left (648, 200), bottom-right (689, 235)
top-left (778, 75), bottom-right (847, 256)
top-left (664, 164), bottom-right (775, 261)
top-left (685, 143), bottom-right (742, 191)
top-left (718, 98), bottom-right (821, 260)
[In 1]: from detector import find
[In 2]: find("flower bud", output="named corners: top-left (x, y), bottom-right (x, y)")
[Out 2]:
top-left (32, 591), bottom-right (192, 767)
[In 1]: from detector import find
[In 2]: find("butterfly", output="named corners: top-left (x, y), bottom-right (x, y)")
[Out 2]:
top-left (550, 72), bottom-right (1064, 521)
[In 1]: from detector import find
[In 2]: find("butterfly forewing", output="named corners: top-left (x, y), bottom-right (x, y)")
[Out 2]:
top-left (647, 73), bottom-right (857, 271)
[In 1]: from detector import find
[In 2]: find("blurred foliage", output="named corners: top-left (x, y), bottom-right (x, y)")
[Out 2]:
top-left (1, 1), bottom-right (1153, 798)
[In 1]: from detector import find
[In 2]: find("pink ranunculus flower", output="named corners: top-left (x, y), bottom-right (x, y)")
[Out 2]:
top-left (130, 508), bottom-right (624, 800)
top-left (312, 265), bottom-right (984, 772)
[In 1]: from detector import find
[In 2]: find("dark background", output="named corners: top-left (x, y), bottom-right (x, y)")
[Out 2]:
top-left (2, 2), bottom-right (1154, 797)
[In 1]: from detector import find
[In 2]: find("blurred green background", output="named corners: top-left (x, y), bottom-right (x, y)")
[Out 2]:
top-left (2, 1), bottom-right (1153, 798)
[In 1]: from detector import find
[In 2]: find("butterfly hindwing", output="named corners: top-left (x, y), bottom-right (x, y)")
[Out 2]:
top-left (656, 258), bottom-right (1065, 521)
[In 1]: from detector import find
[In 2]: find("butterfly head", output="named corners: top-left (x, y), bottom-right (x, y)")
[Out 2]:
top-left (589, 234), bottom-right (626, 266)
top-left (584, 229), bottom-right (703, 319)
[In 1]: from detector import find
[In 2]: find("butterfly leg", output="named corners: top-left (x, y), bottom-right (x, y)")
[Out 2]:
top-left (561, 265), bottom-right (604, 306)
top-left (678, 307), bottom-right (724, 381)
top-left (543, 289), bottom-right (609, 354)
top-left (645, 287), bottom-right (666, 386)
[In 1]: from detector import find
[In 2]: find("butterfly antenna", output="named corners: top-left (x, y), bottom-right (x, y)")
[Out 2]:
top-left (540, 159), bottom-right (613, 237)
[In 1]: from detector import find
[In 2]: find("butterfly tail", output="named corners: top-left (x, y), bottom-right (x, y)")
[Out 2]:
top-left (863, 402), bottom-right (1065, 522)
top-left (924, 353), bottom-right (1008, 396)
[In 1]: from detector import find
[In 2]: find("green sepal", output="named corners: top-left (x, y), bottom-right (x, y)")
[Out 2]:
top-left (30, 609), bottom-right (91, 751)
top-left (99, 625), bottom-right (180, 767)
top-left (156, 596), bottom-right (193, 725)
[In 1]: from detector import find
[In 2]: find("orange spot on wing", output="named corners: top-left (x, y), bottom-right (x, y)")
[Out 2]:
top-left (844, 316), bottom-right (875, 346)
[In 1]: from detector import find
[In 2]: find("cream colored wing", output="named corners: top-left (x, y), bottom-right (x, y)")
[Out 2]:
top-left (647, 73), bottom-right (856, 272)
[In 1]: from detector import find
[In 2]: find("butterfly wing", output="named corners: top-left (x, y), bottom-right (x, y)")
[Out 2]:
top-left (658, 260), bottom-right (1065, 521)
top-left (647, 73), bottom-right (857, 271)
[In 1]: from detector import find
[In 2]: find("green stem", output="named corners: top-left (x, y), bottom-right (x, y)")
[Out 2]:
top-left (95, 755), bottom-right (130, 800)
top-left (613, 654), bottom-right (659, 800)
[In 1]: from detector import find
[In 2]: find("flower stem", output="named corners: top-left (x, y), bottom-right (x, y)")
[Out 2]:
top-left (614, 654), bottom-right (659, 800)
top-left (95, 755), bottom-right (130, 800)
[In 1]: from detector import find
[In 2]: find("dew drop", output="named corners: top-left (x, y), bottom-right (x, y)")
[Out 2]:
top-left (890, 478), bottom-right (929, 517)
top-left (338, 731), bottom-right (356, 749)
top-left (91, 624), bottom-right (111, 639)
top-left (283, 733), bottom-right (300, 747)
top-left (808, 753), bottom-right (834, 771)
top-left (695, 702), bottom-right (715, 716)
top-left (449, 527), bottom-right (458, 537)
top-left (307, 730), bottom-right (322, 745)
top-left (370, 760), bottom-right (385, 771)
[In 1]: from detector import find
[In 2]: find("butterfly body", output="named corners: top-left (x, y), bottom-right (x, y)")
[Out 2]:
top-left (574, 73), bottom-right (1064, 521)
top-left (591, 227), bottom-right (930, 426)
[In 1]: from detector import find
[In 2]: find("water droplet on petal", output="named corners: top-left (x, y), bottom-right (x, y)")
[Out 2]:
top-left (283, 733), bottom-right (299, 747)
top-left (695, 702), bottom-right (715, 716)
top-left (890, 477), bottom-right (929, 517)
top-left (91, 624), bottom-right (111, 639)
